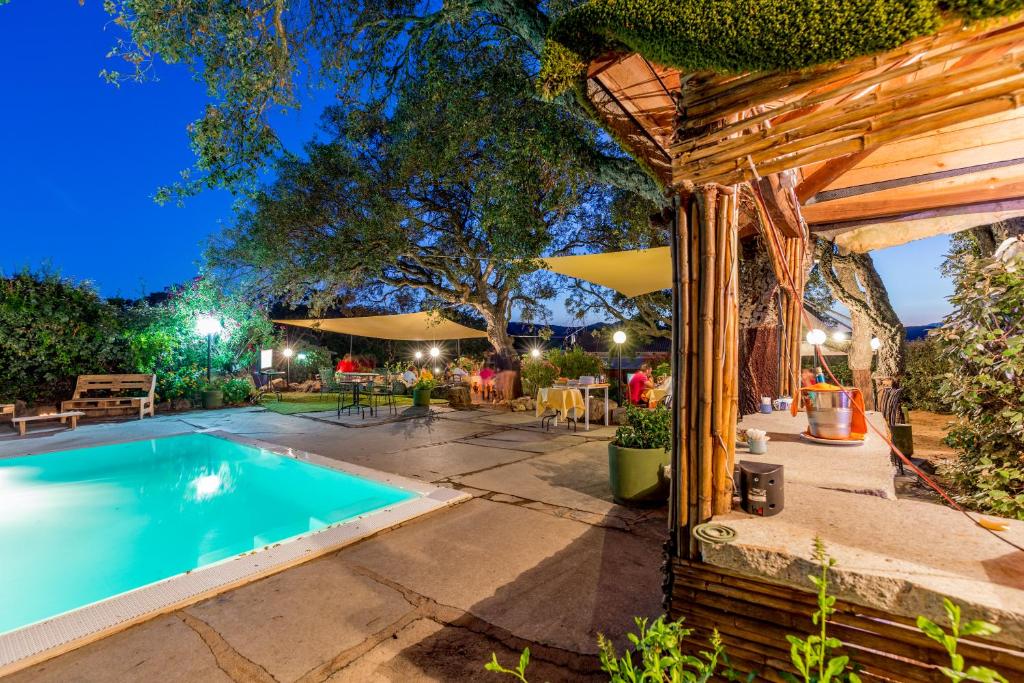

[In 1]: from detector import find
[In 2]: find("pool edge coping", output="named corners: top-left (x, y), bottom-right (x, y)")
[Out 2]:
top-left (0, 430), bottom-right (471, 676)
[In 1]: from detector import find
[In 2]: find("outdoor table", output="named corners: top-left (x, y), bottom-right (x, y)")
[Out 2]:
top-left (336, 372), bottom-right (379, 417)
top-left (535, 387), bottom-right (586, 426)
top-left (578, 382), bottom-right (611, 430)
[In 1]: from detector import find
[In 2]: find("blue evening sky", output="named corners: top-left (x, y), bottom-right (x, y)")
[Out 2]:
top-left (0, 2), bottom-right (951, 325)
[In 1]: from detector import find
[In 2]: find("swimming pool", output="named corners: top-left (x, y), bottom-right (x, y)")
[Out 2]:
top-left (0, 432), bottom-right (420, 635)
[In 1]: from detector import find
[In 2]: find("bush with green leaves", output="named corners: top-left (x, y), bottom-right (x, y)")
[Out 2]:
top-left (0, 271), bottom-right (132, 404)
top-left (520, 356), bottom-right (559, 397)
top-left (937, 252), bottom-right (1024, 518)
top-left (216, 377), bottom-right (254, 404)
top-left (547, 346), bottom-right (603, 380)
top-left (613, 405), bottom-right (671, 450)
top-left (918, 599), bottom-right (1007, 683)
top-left (292, 344), bottom-right (333, 382)
top-left (122, 279), bottom-right (278, 401)
top-left (903, 337), bottom-right (953, 412)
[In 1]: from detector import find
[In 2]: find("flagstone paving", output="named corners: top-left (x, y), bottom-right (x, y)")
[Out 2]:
top-left (3, 405), bottom-right (665, 682)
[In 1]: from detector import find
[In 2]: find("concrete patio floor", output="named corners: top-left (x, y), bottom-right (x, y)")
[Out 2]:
top-left (1, 405), bottom-right (665, 682)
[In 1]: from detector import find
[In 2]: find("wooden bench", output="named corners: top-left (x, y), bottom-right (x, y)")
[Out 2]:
top-left (12, 411), bottom-right (84, 437)
top-left (61, 374), bottom-right (156, 420)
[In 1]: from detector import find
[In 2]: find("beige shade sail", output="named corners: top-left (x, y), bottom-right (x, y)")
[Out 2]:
top-left (543, 247), bottom-right (672, 297)
top-left (274, 312), bottom-right (489, 341)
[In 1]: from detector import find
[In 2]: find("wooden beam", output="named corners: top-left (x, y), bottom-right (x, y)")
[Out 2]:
top-left (795, 149), bottom-right (875, 202)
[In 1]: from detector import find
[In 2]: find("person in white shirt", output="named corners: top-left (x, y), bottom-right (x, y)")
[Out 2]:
top-left (402, 366), bottom-right (418, 385)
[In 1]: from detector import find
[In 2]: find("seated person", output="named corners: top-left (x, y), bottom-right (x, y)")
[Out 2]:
top-left (450, 362), bottom-right (469, 382)
top-left (628, 363), bottom-right (654, 405)
top-left (402, 365), bottom-right (418, 385)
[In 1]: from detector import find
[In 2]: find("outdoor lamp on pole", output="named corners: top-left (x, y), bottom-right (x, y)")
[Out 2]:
top-left (613, 330), bottom-right (627, 405)
top-left (414, 350), bottom-right (423, 368)
top-left (283, 347), bottom-right (294, 383)
top-left (195, 314), bottom-right (223, 381)
top-left (805, 328), bottom-right (827, 346)
top-left (870, 336), bottom-right (882, 352)
top-left (530, 348), bottom-right (541, 359)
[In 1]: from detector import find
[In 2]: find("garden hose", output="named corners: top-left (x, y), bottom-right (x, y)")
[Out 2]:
top-left (692, 522), bottom-right (737, 545)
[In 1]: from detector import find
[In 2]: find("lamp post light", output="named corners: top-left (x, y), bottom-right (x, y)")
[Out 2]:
top-left (805, 328), bottom-right (827, 346)
top-left (194, 314), bottom-right (223, 381)
top-left (870, 336), bottom-right (881, 352)
top-left (530, 348), bottom-right (541, 359)
top-left (429, 346), bottom-right (440, 359)
top-left (613, 330), bottom-right (627, 405)
top-left (283, 347), bottom-right (294, 383)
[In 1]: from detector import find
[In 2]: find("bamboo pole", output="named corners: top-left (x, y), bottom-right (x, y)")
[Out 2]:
top-left (711, 190), bottom-right (729, 515)
top-left (675, 197), bottom-right (690, 533)
top-left (697, 187), bottom-right (717, 522)
top-left (688, 198), bottom-right (701, 532)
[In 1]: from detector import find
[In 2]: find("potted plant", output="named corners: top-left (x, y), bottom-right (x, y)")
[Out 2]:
top-left (609, 405), bottom-right (670, 505)
top-left (411, 377), bottom-right (436, 407)
top-left (200, 380), bottom-right (224, 410)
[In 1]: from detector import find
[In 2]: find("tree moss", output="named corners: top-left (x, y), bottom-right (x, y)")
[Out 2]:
top-left (538, 0), bottom-right (1024, 99)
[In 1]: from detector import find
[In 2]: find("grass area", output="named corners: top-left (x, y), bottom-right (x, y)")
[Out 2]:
top-left (260, 391), bottom-right (447, 415)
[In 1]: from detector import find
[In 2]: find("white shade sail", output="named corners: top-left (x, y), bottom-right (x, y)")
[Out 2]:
top-left (274, 311), bottom-right (489, 341)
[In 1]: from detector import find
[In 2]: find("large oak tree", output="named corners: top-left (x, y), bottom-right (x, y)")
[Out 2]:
top-left (211, 35), bottom-right (608, 357)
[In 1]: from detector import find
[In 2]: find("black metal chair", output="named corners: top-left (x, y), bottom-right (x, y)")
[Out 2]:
top-left (370, 378), bottom-right (397, 417)
top-left (250, 372), bottom-right (281, 403)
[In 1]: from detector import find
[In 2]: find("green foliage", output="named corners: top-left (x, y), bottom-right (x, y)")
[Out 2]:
top-left (215, 377), bottom-right (254, 404)
top-left (781, 539), bottom-right (861, 683)
top-left (122, 279), bottom-right (277, 401)
top-left (546, 346), bottom-right (604, 379)
top-left (653, 361), bottom-right (670, 382)
top-left (413, 377), bottom-right (437, 392)
top-left (937, 251), bottom-right (1024, 518)
top-left (598, 617), bottom-right (725, 683)
top-left (538, 0), bottom-right (1024, 98)
top-left (614, 405), bottom-right (671, 450)
top-left (520, 357), bottom-right (560, 397)
top-left (0, 272), bottom-right (131, 404)
top-left (211, 32), bottom-right (607, 353)
top-left (485, 648), bottom-right (531, 682)
top-left (903, 337), bottom-right (953, 412)
top-left (917, 599), bottom-right (1007, 683)
top-left (293, 344), bottom-right (333, 382)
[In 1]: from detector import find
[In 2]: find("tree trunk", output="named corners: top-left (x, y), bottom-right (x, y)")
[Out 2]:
top-left (816, 240), bottom-right (905, 409)
top-left (848, 308), bottom-right (875, 410)
top-left (738, 236), bottom-right (780, 415)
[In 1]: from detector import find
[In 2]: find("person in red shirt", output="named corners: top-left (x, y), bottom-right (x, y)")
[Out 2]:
top-left (628, 363), bottom-right (653, 405)
top-left (336, 354), bottom-right (357, 373)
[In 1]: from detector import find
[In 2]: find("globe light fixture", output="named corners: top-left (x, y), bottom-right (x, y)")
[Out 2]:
top-left (433, 366), bottom-right (440, 374)
top-left (194, 314), bottom-right (223, 337)
top-left (530, 348), bottom-right (541, 358)
top-left (282, 347), bottom-right (294, 358)
top-left (429, 346), bottom-right (440, 358)
top-left (296, 352), bottom-right (307, 362)
top-left (414, 350), bottom-right (423, 360)
top-left (870, 336), bottom-right (882, 351)
top-left (832, 331), bottom-right (848, 342)
top-left (613, 330), bottom-right (627, 345)
top-left (806, 328), bottom-right (827, 346)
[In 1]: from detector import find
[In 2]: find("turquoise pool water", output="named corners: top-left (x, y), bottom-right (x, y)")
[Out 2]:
top-left (0, 433), bottom-right (415, 634)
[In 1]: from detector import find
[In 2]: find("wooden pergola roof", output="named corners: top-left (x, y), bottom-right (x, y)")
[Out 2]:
top-left (583, 16), bottom-right (1024, 251)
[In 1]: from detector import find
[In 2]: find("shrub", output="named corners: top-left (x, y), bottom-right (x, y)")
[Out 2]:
top-left (547, 346), bottom-right (603, 379)
top-left (613, 405), bottom-right (670, 450)
top-left (903, 337), bottom-right (952, 412)
top-left (218, 377), bottom-right (253, 404)
top-left (520, 356), bottom-right (559, 396)
top-left (0, 271), bottom-right (131, 404)
top-left (937, 250), bottom-right (1024, 518)
top-left (122, 279), bottom-right (278, 401)
top-left (413, 377), bottom-right (437, 392)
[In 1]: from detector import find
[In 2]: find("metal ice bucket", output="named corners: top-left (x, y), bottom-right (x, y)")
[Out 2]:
top-left (805, 392), bottom-right (853, 439)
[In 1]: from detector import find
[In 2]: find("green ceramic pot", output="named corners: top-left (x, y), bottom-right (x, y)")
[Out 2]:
top-left (608, 443), bottom-right (670, 505)
top-left (201, 390), bottom-right (224, 410)
top-left (411, 388), bottom-right (432, 407)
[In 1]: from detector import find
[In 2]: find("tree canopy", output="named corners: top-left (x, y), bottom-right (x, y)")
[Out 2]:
top-left (212, 34), bottom-right (611, 355)
top-left (100, 0), bottom-right (660, 203)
